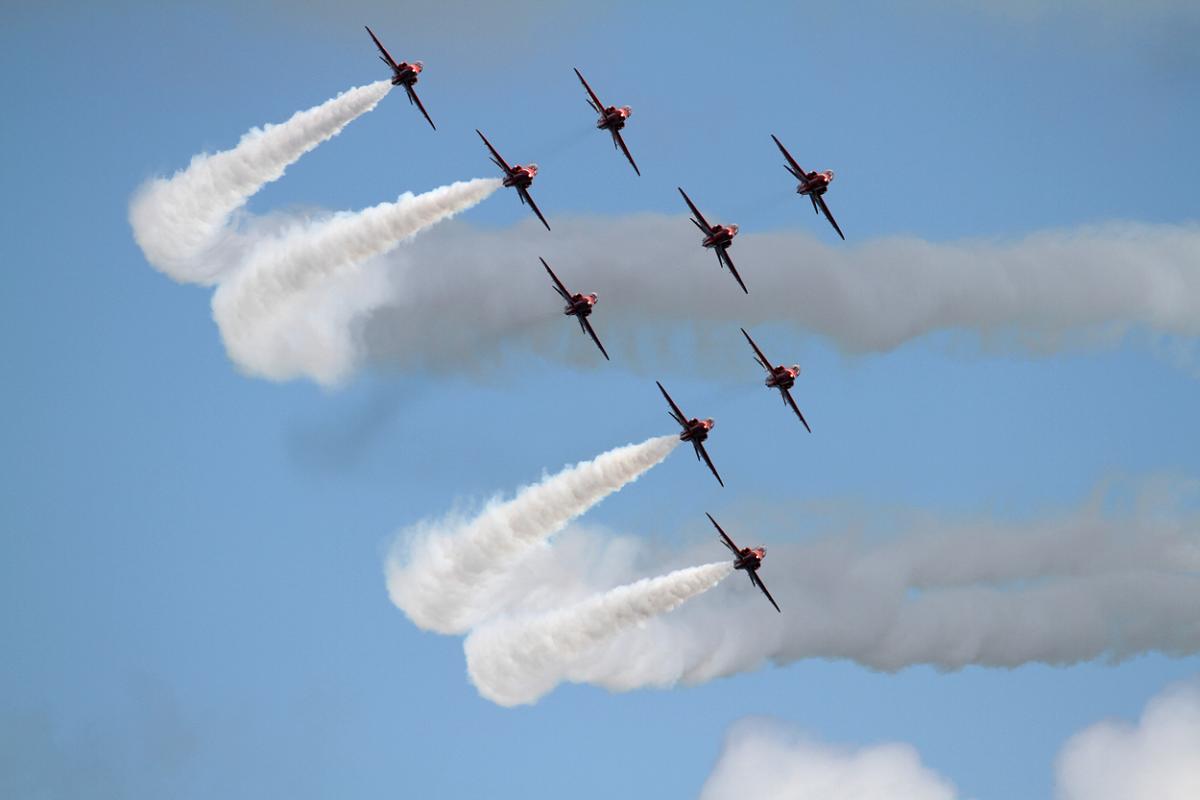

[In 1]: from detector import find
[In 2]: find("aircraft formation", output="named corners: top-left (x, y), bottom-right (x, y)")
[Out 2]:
top-left (364, 26), bottom-right (847, 614)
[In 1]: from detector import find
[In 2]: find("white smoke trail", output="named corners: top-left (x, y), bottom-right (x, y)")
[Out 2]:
top-left (464, 561), bottom-right (732, 707)
top-left (386, 435), bottom-right (680, 635)
top-left (497, 478), bottom-right (1200, 698)
top-left (358, 217), bottom-right (1200, 372)
top-left (211, 178), bottom-right (501, 384)
top-left (130, 81), bottom-right (392, 283)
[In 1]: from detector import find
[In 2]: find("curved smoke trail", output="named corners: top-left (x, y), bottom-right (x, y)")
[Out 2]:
top-left (499, 480), bottom-right (1200, 698)
top-left (212, 178), bottom-right (501, 383)
top-left (130, 81), bottom-right (392, 283)
top-left (464, 561), bottom-right (732, 707)
top-left (386, 435), bottom-right (680, 635)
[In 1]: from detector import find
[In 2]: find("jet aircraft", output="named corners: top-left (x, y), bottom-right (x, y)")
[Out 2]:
top-left (477, 130), bottom-right (550, 231)
top-left (741, 327), bottom-right (811, 432)
top-left (678, 188), bottom-right (746, 294)
top-left (541, 257), bottom-right (609, 361)
top-left (365, 26), bottom-right (435, 130)
top-left (708, 513), bottom-right (780, 613)
top-left (771, 133), bottom-right (843, 240)
top-left (657, 380), bottom-right (722, 487)
top-left (574, 68), bottom-right (640, 176)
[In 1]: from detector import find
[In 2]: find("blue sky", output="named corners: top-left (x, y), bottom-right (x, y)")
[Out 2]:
top-left (2, 1), bottom-right (1198, 798)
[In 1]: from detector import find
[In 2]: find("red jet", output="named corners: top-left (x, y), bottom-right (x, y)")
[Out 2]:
top-left (678, 188), bottom-right (746, 294)
top-left (708, 513), bottom-right (780, 613)
top-left (574, 68), bottom-right (639, 176)
top-left (657, 381), bottom-right (722, 487)
top-left (741, 327), bottom-right (811, 432)
top-left (771, 134), bottom-right (843, 240)
top-left (365, 26), bottom-right (435, 130)
top-left (477, 130), bottom-right (550, 231)
top-left (541, 257), bottom-right (609, 361)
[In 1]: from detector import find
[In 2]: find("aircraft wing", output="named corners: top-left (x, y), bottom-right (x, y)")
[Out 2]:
top-left (405, 85), bottom-right (436, 130)
top-left (520, 187), bottom-right (551, 231)
top-left (749, 571), bottom-right (782, 613)
top-left (770, 133), bottom-right (807, 182)
top-left (365, 26), bottom-right (399, 69)
top-left (814, 193), bottom-right (845, 241)
top-left (718, 247), bottom-right (748, 294)
top-left (611, 129), bottom-right (641, 176)
top-left (706, 513), bottom-right (742, 556)
top-left (580, 317), bottom-right (610, 361)
top-left (677, 187), bottom-right (712, 232)
top-left (540, 257), bottom-right (572, 303)
top-left (476, 129), bottom-right (514, 175)
top-left (656, 381), bottom-right (688, 428)
top-left (695, 441), bottom-right (724, 487)
top-left (781, 388), bottom-right (812, 433)
top-left (740, 327), bottom-right (773, 373)
top-left (573, 67), bottom-right (605, 114)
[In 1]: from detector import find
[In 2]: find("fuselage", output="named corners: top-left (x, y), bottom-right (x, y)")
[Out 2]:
top-left (680, 418), bottom-right (715, 443)
top-left (564, 293), bottom-right (597, 318)
top-left (390, 62), bottom-right (422, 87)
top-left (766, 365), bottom-right (800, 391)
top-left (734, 546), bottom-right (765, 572)
top-left (503, 164), bottom-right (538, 190)
top-left (702, 224), bottom-right (738, 249)
top-left (597, 105), bottom-right (631, 131)
top-left (798, 170), bottom-right (834, 196)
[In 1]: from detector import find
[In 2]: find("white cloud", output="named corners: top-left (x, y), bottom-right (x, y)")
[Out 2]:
top-left (700, 718), bottom-right (958, 800)
top-left (1056, 680), bottom-right (1200, 800)
top-left (702, 678), bottom-right (1200, 800)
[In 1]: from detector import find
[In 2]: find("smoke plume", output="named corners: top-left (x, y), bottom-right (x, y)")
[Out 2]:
top-left (442, 477), bottom-right (1200, 701)
top-left (464, 561), bottom-right (732, 707)
top-left (130, 81), bottom-right (502, 384)
top-left (211, 178), bottom-right (501, 384)
top-left (358, 216), bottom-right (1200, 372)
top-left (385, 435), bottom-right (680, 635)
top-left (130, 81), bottom-right (392, 284)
